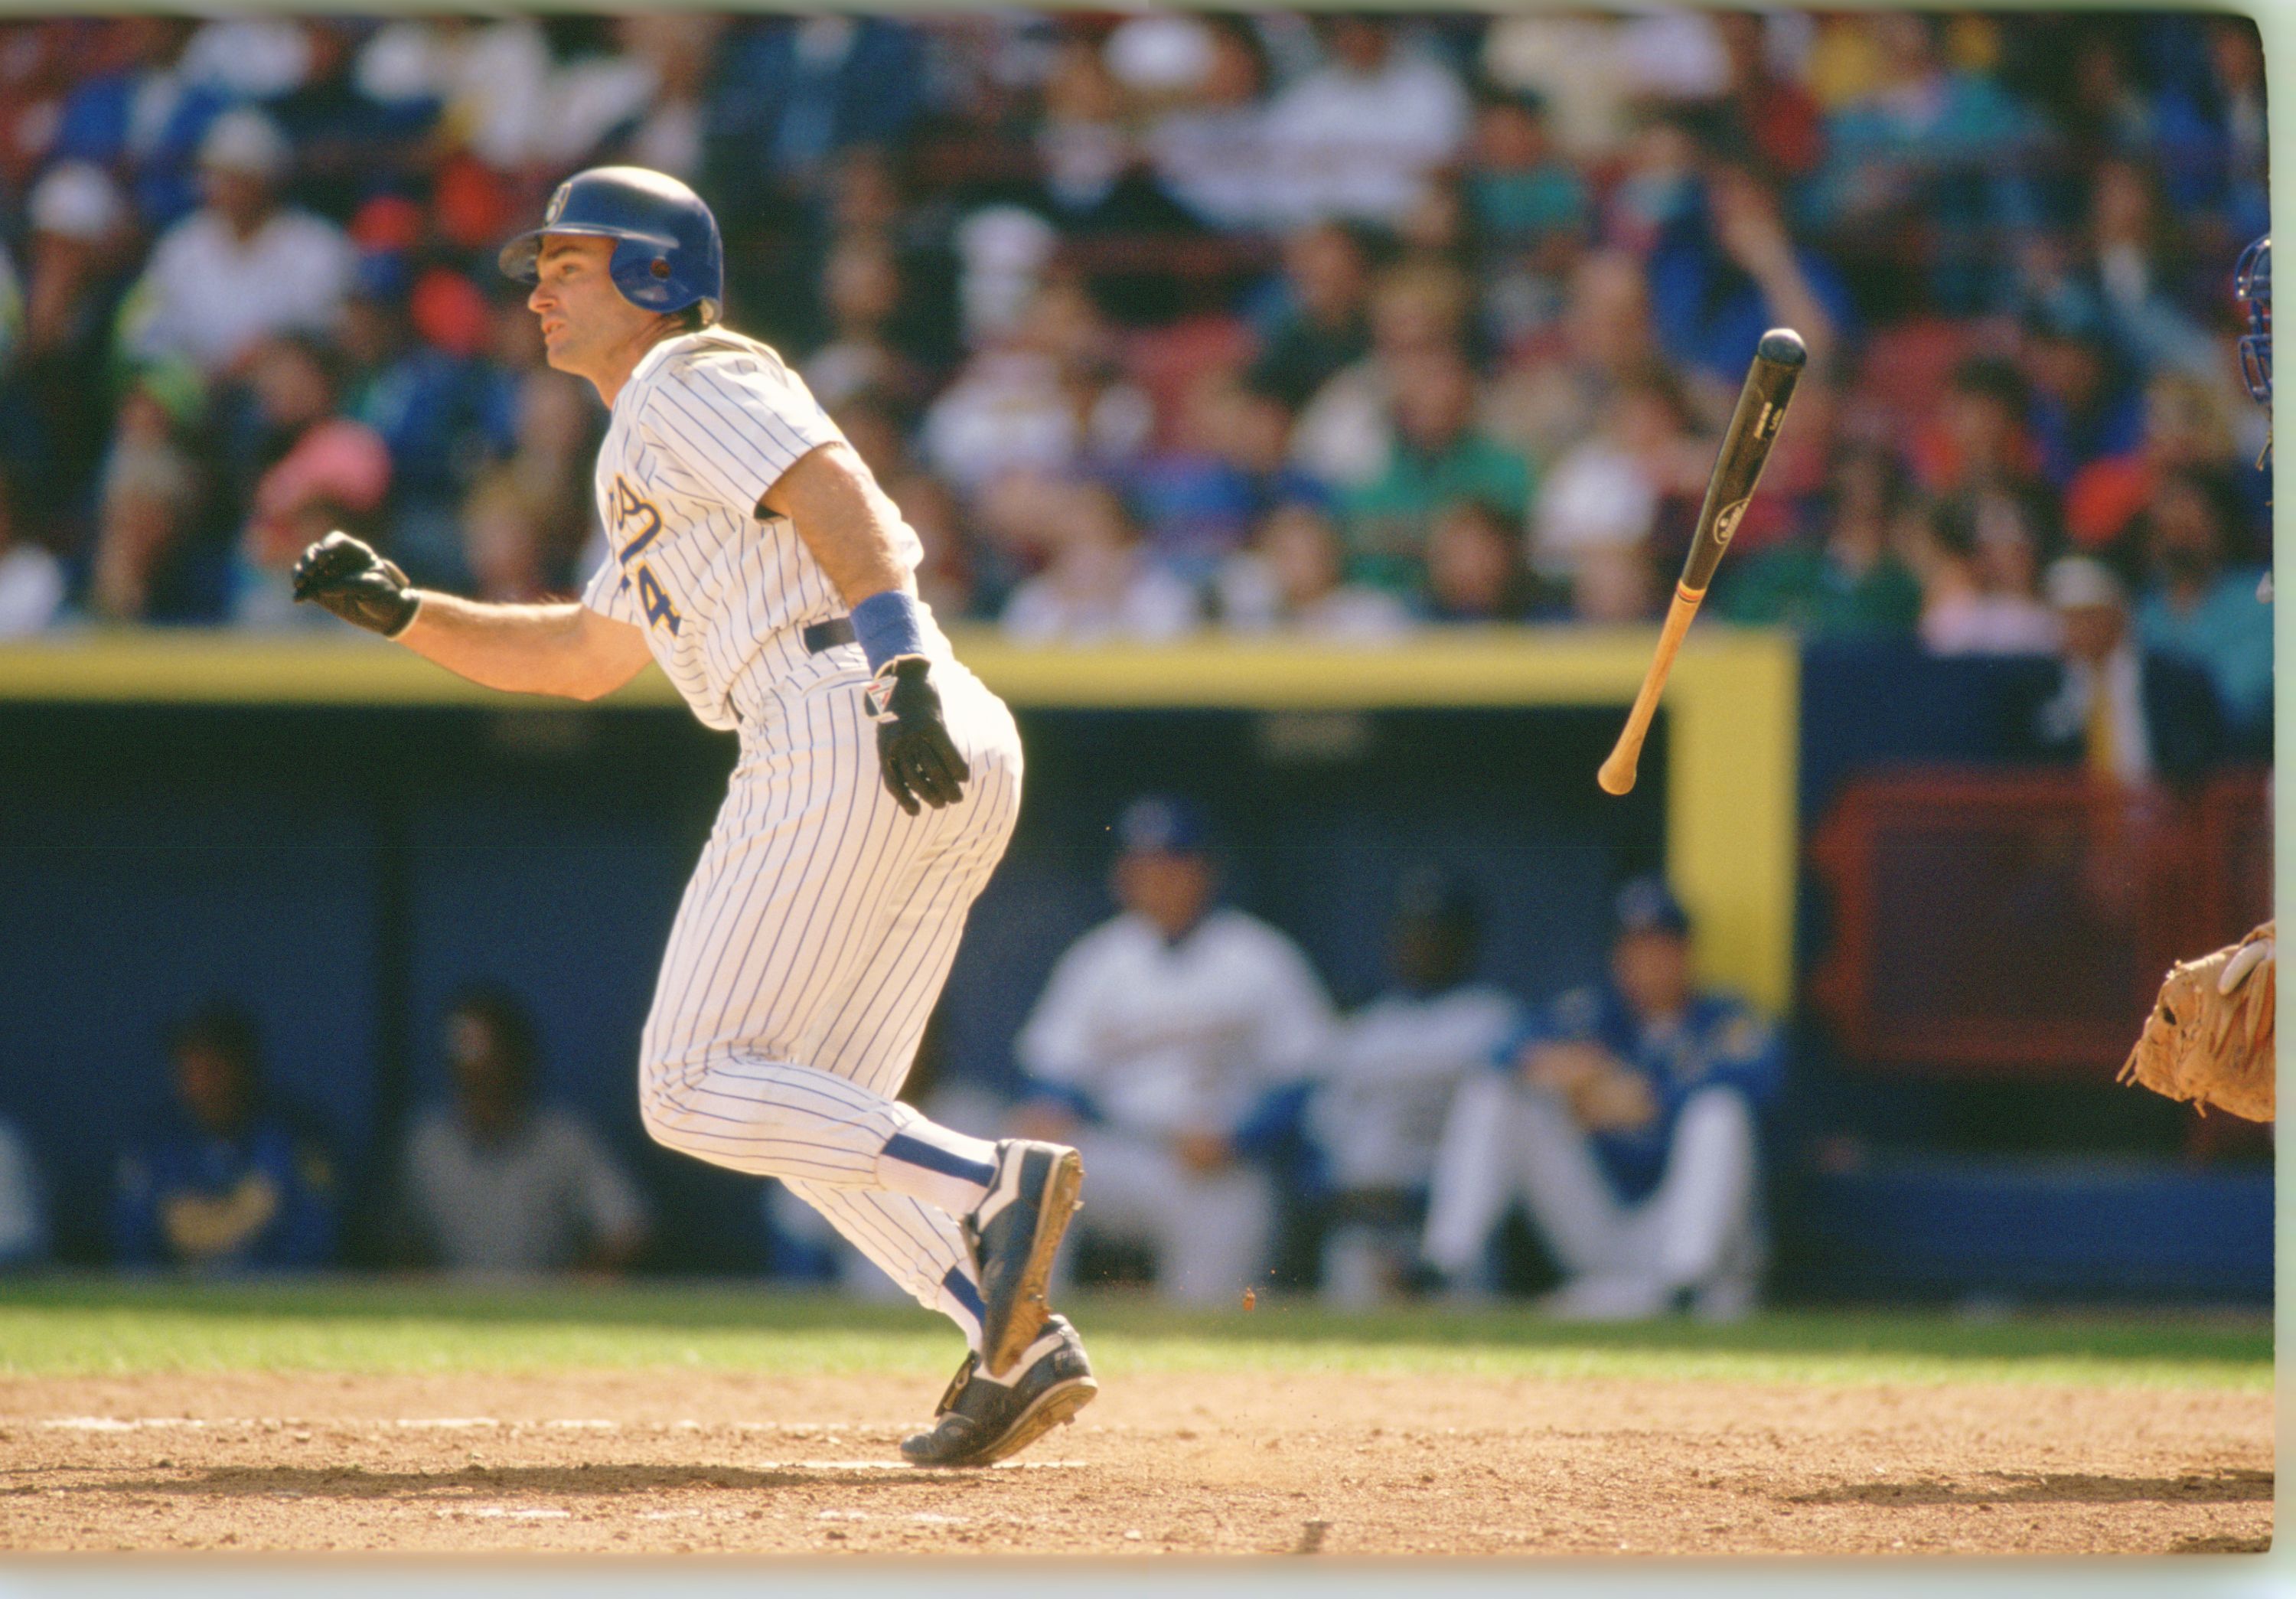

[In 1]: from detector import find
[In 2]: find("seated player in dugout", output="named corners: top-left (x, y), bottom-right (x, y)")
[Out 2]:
top-left (1303, 866), bottom-right (1520, 1306)
top-left (1012, 796), bottom-right (1334, 1304)
top-left (1420, 879), bottom-right (1783, 1320)
top-left (392, 986), bottom-right (652, 1278)
top-left (112, 1003), bottom-right (341, 1272)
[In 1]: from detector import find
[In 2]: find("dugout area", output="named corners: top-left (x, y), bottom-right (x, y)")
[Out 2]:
top-left (0, 628), bottom-right (1777, 1274)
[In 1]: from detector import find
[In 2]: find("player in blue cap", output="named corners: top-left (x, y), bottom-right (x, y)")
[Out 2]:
top-left (1421, 877), bottom-right (1785, 1318)
top-left (1013, 796), bottom-right (1335, 1303)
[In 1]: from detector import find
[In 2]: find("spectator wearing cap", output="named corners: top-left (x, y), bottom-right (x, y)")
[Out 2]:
top-left (1303, 868), bottom-right (1520, 1305)
top-left (119, 107), bottom-right (354, 376)
top-left (112, 1003), bottom-right (341, 1272)
top-left (2035, 556), bottom-right (2226, 786)
top-left (1422, 879), bottom-right (1783, 1320)
top-left (1013, 797), bottom-right (1334, 1303)
top-left (392, 987), bottom-right (651, 1278)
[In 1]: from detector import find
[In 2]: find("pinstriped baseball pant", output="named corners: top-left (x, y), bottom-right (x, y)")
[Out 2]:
top-left (635, 655), bottom-right (1022, 1330)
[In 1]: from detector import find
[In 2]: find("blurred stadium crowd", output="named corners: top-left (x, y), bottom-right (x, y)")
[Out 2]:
top-left (0, 11), bottom-right (2271, 753)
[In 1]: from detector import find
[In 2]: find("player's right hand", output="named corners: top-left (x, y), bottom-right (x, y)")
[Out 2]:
top-left (292, 530), bottom-right (419, 638)
top-left (872, 658), bottom-right (970, 815)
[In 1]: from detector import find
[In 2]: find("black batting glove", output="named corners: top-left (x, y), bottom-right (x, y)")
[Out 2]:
top-left (292, 530), bottom-right (420, 638)
top-left (871, 658), bottom-right (970, 815)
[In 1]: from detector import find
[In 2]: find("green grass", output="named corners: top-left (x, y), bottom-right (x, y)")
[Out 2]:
top-left (0, 1278), bottom-right (2269, 1392)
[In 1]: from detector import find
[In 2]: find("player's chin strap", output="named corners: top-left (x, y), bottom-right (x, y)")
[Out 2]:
top-left (852, 588), bottom-right (931, 715)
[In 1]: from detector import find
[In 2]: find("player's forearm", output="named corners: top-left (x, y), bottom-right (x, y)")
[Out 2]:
top-left (396, 594), bottom-right (628, 700)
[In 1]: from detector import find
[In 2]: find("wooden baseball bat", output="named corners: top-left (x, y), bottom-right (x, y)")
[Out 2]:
top-left (1597, 328), bottom-right (1807, 796)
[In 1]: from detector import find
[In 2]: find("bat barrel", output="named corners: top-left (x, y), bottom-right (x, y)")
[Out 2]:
top-left (1756, 328), bottom-right (1808, 368)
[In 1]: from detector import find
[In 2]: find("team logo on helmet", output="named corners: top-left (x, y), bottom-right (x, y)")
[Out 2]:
top-left (544, 183), bottom-right (569, 226)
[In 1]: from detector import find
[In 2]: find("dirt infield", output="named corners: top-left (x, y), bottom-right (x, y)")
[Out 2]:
top-left (0, 1369), bottom-right (2268, 1557)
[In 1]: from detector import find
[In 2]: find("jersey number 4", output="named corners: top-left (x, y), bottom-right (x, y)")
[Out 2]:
top-left (611, 475), bottom-right (682, 635)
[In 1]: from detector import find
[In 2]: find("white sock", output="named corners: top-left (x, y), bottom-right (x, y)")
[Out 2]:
top-left (875, 1105), bottom-right (1000, 1218)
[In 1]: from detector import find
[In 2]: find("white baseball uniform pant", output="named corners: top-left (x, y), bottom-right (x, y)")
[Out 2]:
top-left (634, 651), bottom-right (1022, 1345)
top-left (1422, 1077), bottom-right (1763, 1317)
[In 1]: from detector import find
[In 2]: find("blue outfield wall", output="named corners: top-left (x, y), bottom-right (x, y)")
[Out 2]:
top-left (1795, 1160), bottom-right (2274, 1303)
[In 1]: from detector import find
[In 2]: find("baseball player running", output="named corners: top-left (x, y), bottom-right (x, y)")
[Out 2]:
top-left (289, 167), bottom-right (1092, 1466)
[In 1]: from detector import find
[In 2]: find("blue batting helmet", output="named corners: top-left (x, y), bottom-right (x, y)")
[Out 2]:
top-left (2235, 233), bottom-right (2268, 406)
top-left (498, 166), bottom-right (722, 325)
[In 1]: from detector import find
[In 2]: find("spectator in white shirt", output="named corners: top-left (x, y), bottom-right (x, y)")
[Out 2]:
top-left (0, 472), bottom-right (63, 638)
top-left (395, 988), bottom-right (651, 1278)
top-left (1000, 481), bottom-right (1200, 644)
top-left (1013, 797), bottom-right (1335, 1303)
top-left (1306, 869), bottom-right (1519, 1305)
top-left (1260, 15), bottom-right (1470, 228)
top-left (1139, 18), bottom-right (1284, 232)
top-left (1916, 491), bottom-right (2063, 656)
top-left (121, 108), bottom-right (354, 376)
top-left (1215, 501), bottom-right (1414, 640)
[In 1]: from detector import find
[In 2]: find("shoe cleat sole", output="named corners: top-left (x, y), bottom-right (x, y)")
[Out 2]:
top-left (983, 1149), bottom-right (1084, 1378)
top-left (967, 1374), bottom-right (1097, 1467)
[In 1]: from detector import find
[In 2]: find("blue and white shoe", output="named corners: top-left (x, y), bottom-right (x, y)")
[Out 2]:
top-left (964, 1138), bottom-right (1084, 1378)
top-left (900, 1315), bottom-right (1097, 1467)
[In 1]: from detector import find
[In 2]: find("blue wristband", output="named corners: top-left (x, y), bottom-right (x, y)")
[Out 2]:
top-left (850, 589), bottom-right (927, 673)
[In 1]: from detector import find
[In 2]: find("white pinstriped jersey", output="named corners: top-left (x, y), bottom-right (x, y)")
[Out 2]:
top-left (579, 329), bottom-right (922, 730)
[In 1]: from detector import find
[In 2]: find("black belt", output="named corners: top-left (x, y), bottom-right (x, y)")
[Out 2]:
top-left (802, 617), bottom-right (856, 654)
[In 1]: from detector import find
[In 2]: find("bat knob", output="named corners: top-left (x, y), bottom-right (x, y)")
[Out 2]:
top-left (1597, 750), bottom-right (1638, 796)
top-left (1757, 328), bottom-right (1806, 367)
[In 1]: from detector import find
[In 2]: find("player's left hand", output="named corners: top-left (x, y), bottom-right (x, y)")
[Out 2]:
top-left (292, 530), bottom-right (419, 637)
top-left (1572, 1068), bottom-right (1659, 1133)
top-left (871, 658), bottom-right (970, 815)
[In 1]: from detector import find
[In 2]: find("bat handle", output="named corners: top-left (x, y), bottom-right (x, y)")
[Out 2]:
top-left (1599, 586), bottom-right (1703, 796)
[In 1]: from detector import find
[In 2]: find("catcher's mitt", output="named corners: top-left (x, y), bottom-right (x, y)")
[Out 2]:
top-left (2118, 922), bottom-right (2275, 1122)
